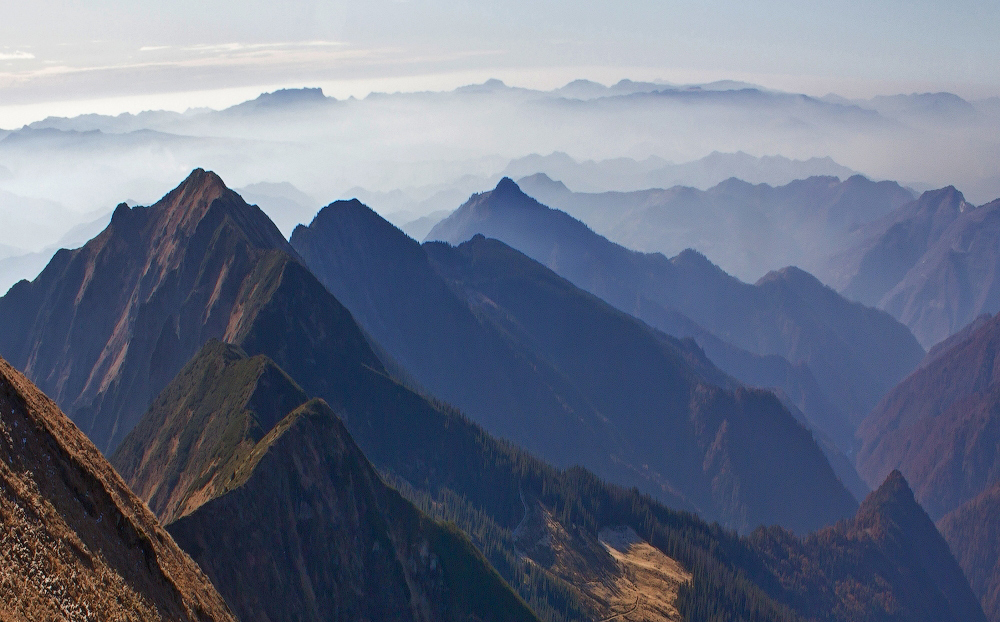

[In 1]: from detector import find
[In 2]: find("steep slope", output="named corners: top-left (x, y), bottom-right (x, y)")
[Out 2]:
top-left (832, 188), bottom-right (1000, 347)
top-left (751, 471), bottom-right (987, 622)
top-left (428, 178), bottom-right (924, 441)
top-left (519, 173), bottom-right (912, 283)
top-left (116, 337), bottom-right (981, 622)
top-left (857, 311), bottom-right (1000, 518)
top-left (0, 355), bottom-right (236, 622)
top-left (113, 341), bottom-right (538, 622)
top-left (0, 168), bottom-right (379, 454)
top-left (939, 482), bottom-right (1000, 622)
top-left (291, 198), bottom-right (857, 532)
top-left (289, 201), bottom-right (613, 476)
top-left (111, 339), bottom-right (310, 524)
top-left (425, 235), bottom-right (858, 532)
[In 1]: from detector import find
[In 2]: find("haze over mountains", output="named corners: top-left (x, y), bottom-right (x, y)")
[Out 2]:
top-left (291, 199), bottom-right (857, 531)
top-left (518, 172), bottom-right (914, 283)
top-left (428, 178), bottom-right (925, 453)
top-left (2, 79), bottom-right (1000, 283)
top-left (2, 166), bottom-right (995, 621)
top-left (832, 188), bottom-right (1000, 348)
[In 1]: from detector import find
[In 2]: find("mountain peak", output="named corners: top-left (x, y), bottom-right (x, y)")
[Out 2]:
top-left (173, 167), bottom-right (230, 201)
top-left (856, 469), bottom-right (922, 530)
top-left (493, 176), bottom-right (523, 196)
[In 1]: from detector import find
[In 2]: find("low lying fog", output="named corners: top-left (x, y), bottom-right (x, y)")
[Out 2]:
top-left (0, 79), bottom-right (997, 289)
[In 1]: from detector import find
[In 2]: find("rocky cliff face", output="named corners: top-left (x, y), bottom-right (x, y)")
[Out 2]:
top-left (0, 169), bottom-right (379, 454)
top-left (0, 355), bottom-right (236, 622)
top-left (0, 169), bottom-right (295, 452)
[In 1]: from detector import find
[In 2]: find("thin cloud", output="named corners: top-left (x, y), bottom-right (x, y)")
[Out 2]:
top-left (139, 46), bottom-right (171, 52)
top-left (0, 51), bottom-right (35, 60)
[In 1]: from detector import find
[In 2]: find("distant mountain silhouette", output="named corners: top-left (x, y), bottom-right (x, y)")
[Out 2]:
top-left (503, 151), bottom-right (857, 196)
top-left (0, 355), bottom-right (236, 622)
top-left (113, 340), bottom-right (539, 622)
top-left (832, 187), bottom-right (1000, 348)
top-left (428, 178), bottom-right (924, 447)
top-left (293, 198), bottom-right (857, 532)
top-left (516, 172), bottom-right (912, 283)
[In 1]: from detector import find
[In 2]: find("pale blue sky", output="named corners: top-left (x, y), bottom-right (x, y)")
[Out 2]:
top-left (1, 0), bottom-right (997, 118)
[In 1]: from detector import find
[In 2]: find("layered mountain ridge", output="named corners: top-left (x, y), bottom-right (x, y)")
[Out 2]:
top-left (832, 187), bottom-right (1000, 348)
top-left (2, 167), bottom-right (988, 622)
top-left (428, 177), bottom-right (924, 448)
top-left (518, 172), bottom-right (913, 283)
top-left (113, 340), bottom-right (539, 622)
top-left (292, 194), bottom-right (858, 532)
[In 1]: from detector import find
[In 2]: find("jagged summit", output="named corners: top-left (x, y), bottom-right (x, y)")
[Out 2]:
top-left (0, 168), bottom-right (348, 453)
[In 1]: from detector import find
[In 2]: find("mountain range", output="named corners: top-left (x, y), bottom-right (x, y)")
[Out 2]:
top-left (427, 177), bottom-right (925, 453)
top-left (290, 194), bottom-right (860, 531)
top-left (517, 172), bottom-right (914, 283)
top-left (831, 187), bottom-right (1000, 348)
top-left (0, 167), bottom-right (991, 622)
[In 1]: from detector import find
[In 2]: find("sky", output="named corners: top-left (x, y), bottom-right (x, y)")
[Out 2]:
top-left (1, 0), bottom-right (998, 125)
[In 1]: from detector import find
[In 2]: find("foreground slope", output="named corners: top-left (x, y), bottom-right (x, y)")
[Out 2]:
top-left (0, 355), bottom-right (236, 622)
top-left (117, 337), bottom-right (983, 622)
top-left (428, 178), bottom-right (924, 444)
top-left (114, 341), bottom-right (537, 622)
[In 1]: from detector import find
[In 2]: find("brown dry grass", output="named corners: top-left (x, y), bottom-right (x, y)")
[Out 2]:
top-left (0, 357), bottom-right (236, 622)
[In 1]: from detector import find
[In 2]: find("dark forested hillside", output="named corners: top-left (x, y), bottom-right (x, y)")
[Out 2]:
top-left (750, 471), bottom-right (986, 622)
top-left (0, 355), bottom-right (237, 622)
top-left (112, 341), bottom-right (539, 622)
top-left (859, 311), bottom-right (1000, 621)
top-left (858, 311), bottom-right (1000, 518)
top-left (939, 482), bottom-right (1000, 622)
top-left (114, 335), bottom-right (983, 622)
